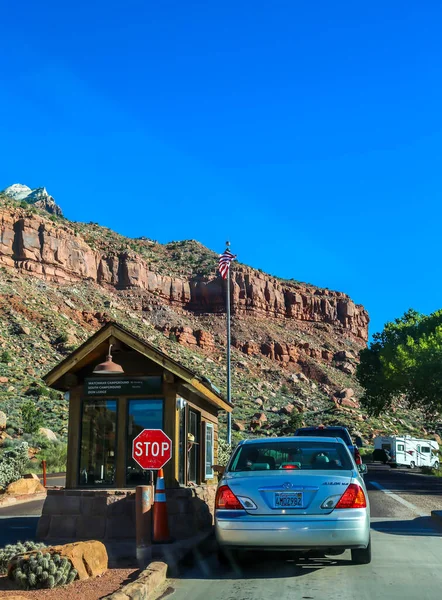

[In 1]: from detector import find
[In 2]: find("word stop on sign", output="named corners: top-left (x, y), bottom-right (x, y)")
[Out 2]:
top-left (134, 441), bottom-right (170, 457)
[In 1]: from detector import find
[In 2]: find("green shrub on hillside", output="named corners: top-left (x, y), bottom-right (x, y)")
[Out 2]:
top-left (39, 442), bottom-right (67, 473)
top-left (0, 442), bottom-right (29, 489)
top-left (21, 401), bottom-right (44, 434)
top-left (0, 350), bottom-right (11, 363)
top-left (217, 439), bottom-right (234, 467)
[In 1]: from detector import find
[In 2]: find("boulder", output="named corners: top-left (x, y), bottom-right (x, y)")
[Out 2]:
top-left (334, 350), bottom-right (356, 361)
top-left (52, 541), bottom-right (108, 580)
top-left (232, 420), bottom-right (245, 432)
top-left (298, 373), bottom-right (309, 383)
top-left (0, 376), bottom-right (9, 383)
top-left (38, 427), bottom-right (57, 441)
top-left (339, 362), bottom-right (356, 375)
top-left (254, 398), bottom-right (264, 407)
top-left (252, 412), bottom-right (267, 424)
top-left (18, 325), bottom-right (31, 335)
top-left (340, 398), bottom-right (359, 409)
top-left (337, 388), bottom-right (355, 399)
top-left (0, 430), bottom-right (12, 444)
top-left (5, 477), bottom-right (45, 495)
top-left (0, 410), bottom-right (6, 430)
top-left (279, 404), bottom-right (295, 415)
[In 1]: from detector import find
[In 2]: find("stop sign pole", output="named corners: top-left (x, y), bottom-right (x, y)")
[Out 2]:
top-left (133, 429), bottom-right (173, 559)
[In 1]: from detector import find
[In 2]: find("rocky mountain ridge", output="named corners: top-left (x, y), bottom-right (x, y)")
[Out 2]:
top-left (3, 184), bottom-right (63, 217)
top-left (0, 204), bottom-right (368, 344)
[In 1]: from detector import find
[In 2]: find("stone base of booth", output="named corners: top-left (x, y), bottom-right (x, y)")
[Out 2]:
top-left (37, 489), bottom-right (137, 543)
top-left (37, 485), bottom-right (216, 553)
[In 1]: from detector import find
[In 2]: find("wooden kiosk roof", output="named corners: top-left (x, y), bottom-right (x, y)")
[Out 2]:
top-left (43, 321), bottom-right (232, 413)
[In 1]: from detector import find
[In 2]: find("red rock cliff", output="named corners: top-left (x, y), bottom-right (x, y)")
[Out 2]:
top-left (0, 208), bottom-right (368, 343)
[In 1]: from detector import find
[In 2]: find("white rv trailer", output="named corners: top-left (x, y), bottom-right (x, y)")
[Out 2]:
top-left (373, 435), bottom-right (440, 469)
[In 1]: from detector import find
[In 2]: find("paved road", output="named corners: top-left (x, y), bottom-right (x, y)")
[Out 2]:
top-left (0, 473), bottom-right (65, 545)
top-left (167, 465), bottom-right (442, 600)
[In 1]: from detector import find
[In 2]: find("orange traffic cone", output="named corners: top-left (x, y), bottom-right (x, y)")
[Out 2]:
top-left (153, 468), bottom-right (171, 543)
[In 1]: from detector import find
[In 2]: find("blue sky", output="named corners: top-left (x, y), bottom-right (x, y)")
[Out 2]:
top-left (1, 1), bottom-right (442, 338)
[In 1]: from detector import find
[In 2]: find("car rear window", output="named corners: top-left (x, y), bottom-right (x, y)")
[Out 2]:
top-left (228, 441), bottom-right (353, 472)
top-left (296, 428), bottom-right (352, 446)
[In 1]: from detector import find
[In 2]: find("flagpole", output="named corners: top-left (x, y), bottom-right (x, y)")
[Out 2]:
top-left (226, 241), bottom-right (232, 445)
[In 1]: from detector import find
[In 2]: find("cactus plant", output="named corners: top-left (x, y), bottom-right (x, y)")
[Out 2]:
top-left (0, 541), bottom-right (46, 575)
top-left (66, 570), bottom-right (77, 584)
top-left (1, 539), bottom-right (79, 590)
top-left (6, 547), bottom-right (79, 589)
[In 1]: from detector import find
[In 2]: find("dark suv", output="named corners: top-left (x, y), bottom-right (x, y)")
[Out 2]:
top-left (294, 425), bottom-right (362, 467)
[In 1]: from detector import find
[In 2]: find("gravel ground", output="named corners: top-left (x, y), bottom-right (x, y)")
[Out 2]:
top-left (0, 568), bottom-right (139, 599)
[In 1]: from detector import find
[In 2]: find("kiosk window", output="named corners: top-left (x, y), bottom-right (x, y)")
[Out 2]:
top-left (188, 410), bottom-right (200, 484)
top-left (205, 423), bottom-right (214, 479)
top-left (79, 399), bottom-right (117, 486)
top-left (178, 407), bottom-right (186, 485)
top-left (126, 399), bottom-right (163, 485)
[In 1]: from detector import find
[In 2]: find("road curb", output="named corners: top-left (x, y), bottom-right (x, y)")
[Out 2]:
top-left (103, 530), bottom-right (213, 599)
top-left (430, 510), bottom-right (442, 526)
top-left (0, 492), bottom-right (47, 510)
top-left (103, 561), bottom-right (168, 600)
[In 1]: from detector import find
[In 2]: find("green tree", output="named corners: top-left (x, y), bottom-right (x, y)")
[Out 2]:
top-left (357, 309), bottom-right (442, 416)
top-left (21, 401), bottom-right (44, 434)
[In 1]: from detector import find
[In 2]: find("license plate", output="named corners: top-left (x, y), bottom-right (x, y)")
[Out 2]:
top-left (275, 492), bottom-right (303, 508)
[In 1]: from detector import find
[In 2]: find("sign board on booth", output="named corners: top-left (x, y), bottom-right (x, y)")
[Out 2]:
top-left (132, 429), bottom-right (172, 470)
top-left (84, 376), bottom-right (162, 397)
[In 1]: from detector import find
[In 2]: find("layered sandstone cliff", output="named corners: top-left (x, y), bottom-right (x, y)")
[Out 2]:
top-left (0, 207), bottom-right (369, 343)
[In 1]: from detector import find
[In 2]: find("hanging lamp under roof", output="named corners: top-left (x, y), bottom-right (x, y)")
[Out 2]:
top-left (92, 344), bottom-right (124, 375)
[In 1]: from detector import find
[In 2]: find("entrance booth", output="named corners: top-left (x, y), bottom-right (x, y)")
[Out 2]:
top-left (37, 322), bottom-right (232, 548)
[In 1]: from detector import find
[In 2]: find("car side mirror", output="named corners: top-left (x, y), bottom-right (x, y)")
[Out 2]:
top-left (358, 463), bottom-right (368, 475)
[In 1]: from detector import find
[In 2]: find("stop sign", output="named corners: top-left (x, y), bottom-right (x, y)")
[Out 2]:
top-left (132, 429), bottom-right (172, 470)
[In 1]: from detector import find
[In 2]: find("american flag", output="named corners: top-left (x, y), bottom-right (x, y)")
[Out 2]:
top-left (218, 249), bottom-right (236, 279)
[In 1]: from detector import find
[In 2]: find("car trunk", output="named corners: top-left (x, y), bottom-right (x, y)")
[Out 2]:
top-left (225, 470), bottom-right (354, 515)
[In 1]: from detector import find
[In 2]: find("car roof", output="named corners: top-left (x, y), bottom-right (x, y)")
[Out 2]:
top-left (239, 436), bottom-right (347, 445)
top-left (297, 426), bottom-right (349, 430)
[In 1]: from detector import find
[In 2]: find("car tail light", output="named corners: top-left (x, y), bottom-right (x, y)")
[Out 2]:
top-left (215, 485), bottom-right (243, 510)
top-left (354, 448), bottom-right (362, 466)
top-left (335, 483), bottom-right (367, 509)
top-left (282, 464), bottom-right (299, 470)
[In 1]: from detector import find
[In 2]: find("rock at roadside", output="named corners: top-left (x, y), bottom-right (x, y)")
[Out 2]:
top-left (5, 477), bottom-right (46, 496)
top-left (38, 427), bottom-right (57, 441)
top-left (50, 541), bottom-right (108, 580)
top-left (0, 410), bottom-right (6, 430)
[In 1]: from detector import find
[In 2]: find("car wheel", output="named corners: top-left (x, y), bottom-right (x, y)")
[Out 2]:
top-left (434, 461), bottom-right (439, 470)
top-left (409, 461), bottom-right (416, 469)
top-left (351, 538), bottom-right (372, 565)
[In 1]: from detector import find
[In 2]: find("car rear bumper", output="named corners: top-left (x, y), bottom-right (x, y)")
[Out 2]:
top-left (215, 509), bottom-right (370, 549)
